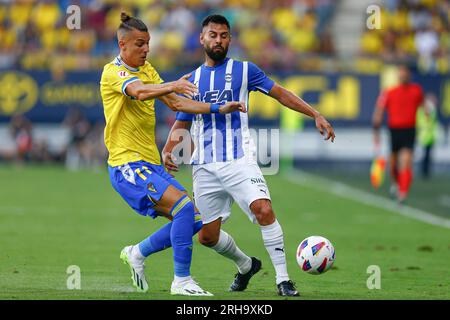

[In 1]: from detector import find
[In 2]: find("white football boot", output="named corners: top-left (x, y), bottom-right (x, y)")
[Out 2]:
top-left (120, 245), bottom-right (149, 293)
top-left (170, 279), bottom-right (213, 296)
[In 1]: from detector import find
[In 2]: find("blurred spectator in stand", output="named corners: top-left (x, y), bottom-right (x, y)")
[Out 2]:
top-left (85, 119), bottom-right (108, 170)
top-left (415, 26), bottom-right (440, 72)
top-left (9, 114), bottom-right (33, 163)
top-left (358, 0), bottom-right (449, 75)
top-left (160, 1), bottom-right (196, 37)
top-left (32, 138), bottom-right (53, 163)
top-left (62, 108), bottom-right (93, 170)
top-left (315, 0), bottom-right (334, 34)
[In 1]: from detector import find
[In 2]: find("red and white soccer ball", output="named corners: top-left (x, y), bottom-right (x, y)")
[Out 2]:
top-left (296, 236), bottom-right (335, 275)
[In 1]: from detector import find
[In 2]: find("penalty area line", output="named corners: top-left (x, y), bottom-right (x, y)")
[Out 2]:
top-left (284, 170), bottom-right (450, 230)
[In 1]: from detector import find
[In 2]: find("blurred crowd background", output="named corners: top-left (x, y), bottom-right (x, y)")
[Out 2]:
top-left (0, 0), bottom-right (449, 172)
top-left (1, 0), bottom-right (337, 73)
top-left (359, 0), bottom-right (450, 74)
top-left (1, 0), bottom-right (448, 74)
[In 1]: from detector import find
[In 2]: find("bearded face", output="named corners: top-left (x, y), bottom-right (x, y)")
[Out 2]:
top-left (200, 22), bottom-right (231, 63)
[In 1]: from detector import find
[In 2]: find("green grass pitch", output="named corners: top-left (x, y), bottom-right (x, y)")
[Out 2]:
top-left (0, 165), bottom-right (448, 300)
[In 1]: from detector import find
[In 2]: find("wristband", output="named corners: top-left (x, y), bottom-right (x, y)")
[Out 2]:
top-left (210, 103), bottom-right (221, 113)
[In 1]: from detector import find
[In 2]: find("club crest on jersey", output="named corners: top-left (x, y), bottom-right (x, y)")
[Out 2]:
top-left (147, 182), bottom-right (157, 193)
top-left (118, 70), bottom-right (130, 78)
top-left (225, 73), bottom-right (232, 82)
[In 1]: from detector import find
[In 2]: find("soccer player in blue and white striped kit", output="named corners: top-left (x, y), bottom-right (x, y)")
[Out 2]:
top-left (163, 15), bottom-right (335, 296)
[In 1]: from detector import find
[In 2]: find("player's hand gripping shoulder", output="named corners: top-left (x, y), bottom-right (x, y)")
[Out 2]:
top-left (315, 113), bottom-right (335, 143)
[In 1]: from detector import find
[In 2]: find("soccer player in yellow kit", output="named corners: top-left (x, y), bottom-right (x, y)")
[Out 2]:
top-left (100, 13), bottom-right (245, 296)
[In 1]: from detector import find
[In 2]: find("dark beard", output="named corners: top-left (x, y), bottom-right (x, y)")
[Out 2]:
top-left (205, 45), bottom-right (228, 62)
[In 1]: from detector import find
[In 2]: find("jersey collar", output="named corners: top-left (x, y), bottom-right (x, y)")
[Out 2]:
top-left (116, 55), bottom-right (140, 72)
top-left (202, 57), bottom-right (229, 70)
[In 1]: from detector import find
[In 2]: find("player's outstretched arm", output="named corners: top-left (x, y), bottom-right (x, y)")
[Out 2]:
top-left (269, 83), bottom-right (335, 142)
top-left (158, 93), bottom-right (246, 114)
top-left (162, 120), bottom-right (192, 173)
top-left (125, 74), bottom-right (199, 101)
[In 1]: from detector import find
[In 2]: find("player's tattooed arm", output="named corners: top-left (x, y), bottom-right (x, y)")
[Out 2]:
top-left (269, 83), bottom-right (335, 142)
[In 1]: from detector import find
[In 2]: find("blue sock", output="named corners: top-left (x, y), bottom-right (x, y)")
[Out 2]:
top-left (170, 195), bottom-right (195, 277)
top-left (138, 222), bottom-right (172, 257)
top-left (138, 214), bottom-right (202, 257)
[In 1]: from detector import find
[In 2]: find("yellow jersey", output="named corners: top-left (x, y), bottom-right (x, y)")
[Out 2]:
top-left (100, 56), bottom-right (163, 167)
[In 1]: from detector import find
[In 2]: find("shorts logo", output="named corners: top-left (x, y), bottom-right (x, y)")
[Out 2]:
top-left (250, 177), bottom-right (265, 184)
top-left (120, 165), bottom-right (136, 185)
top-left (147, 182), bottom-right (157, 193)
top-left (118, 70), bottom-right (130, 78)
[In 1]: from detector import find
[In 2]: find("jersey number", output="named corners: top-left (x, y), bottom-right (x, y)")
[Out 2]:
top-left (135, 166), bottom-right (152, 181)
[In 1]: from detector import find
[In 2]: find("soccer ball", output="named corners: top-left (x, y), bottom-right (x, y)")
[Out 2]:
top-left (296, 236), bottom-right (335, 275)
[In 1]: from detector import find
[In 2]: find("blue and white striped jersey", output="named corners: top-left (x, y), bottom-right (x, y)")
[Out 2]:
top-left (176, 58), bottom-right (274, 165)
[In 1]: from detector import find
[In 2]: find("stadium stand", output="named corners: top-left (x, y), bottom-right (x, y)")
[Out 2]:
top-left (0, 0), bottom-right (337, 72)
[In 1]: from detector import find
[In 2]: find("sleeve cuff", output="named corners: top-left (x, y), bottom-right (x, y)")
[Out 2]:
top-left (256, 78), bottom-right (275, 94)
top-left (121, 77), bottom-right (140, 96)
top-left (176, 112), bottom-right (194, 121)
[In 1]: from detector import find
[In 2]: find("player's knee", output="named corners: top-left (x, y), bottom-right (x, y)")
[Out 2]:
top-left (170, 195), bottom-right (194, 219)
top-left (252, 202), bottom-right (275, 225)
top-left (198, 230), bottom-right (219, 247)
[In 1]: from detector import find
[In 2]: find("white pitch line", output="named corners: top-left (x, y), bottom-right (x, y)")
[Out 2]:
top-left (284, 170), bottom-right (450, 230)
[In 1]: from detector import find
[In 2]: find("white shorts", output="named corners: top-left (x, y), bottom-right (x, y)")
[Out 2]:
top-left (192, 156), bottom-right (271, 224)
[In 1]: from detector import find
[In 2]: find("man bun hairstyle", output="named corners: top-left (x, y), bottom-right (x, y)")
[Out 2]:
top-left (201, 14), bottom-right (230, 30)
top-left (119, 12), bottom-right (148, 32)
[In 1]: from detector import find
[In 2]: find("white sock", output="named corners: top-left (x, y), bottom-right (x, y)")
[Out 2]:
top-left (131, 245), bottom-right (145, 261)
top-left (260, 220), bottom-right (289, 285)
top-left (211, 230), bottom-right (252, 274)
top-left (173, 275), bottom-right (192, 285)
